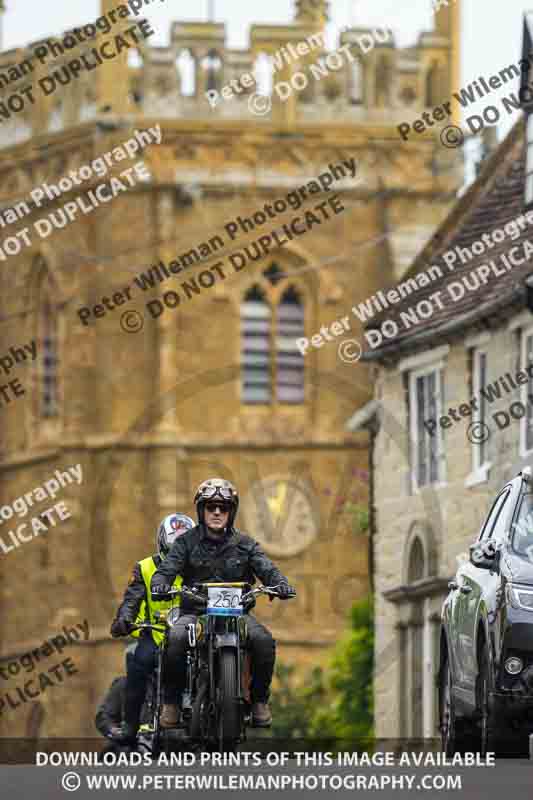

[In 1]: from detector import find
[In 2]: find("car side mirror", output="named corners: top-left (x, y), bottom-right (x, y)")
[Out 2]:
top-left (469, 541), bottom-right (499, 570)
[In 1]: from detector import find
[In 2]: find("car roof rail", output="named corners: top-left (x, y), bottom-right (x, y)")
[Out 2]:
top-left (520, 466), bottom-right (533, 483)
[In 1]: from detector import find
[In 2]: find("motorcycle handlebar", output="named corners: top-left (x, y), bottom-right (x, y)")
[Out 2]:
top-left (150, 584), bottom-right (295, 605)
top-left (130, 622), bottom-right (166, 633)
top-left (241, 585), bottom-right (296, 603)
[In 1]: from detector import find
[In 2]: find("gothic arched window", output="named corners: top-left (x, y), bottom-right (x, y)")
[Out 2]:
top-left (240, 264), bottom-right (306, 405)
top-left (37, 269), bottom-right (60, 419)
top-left (407, 536), bottom-right (425, 583)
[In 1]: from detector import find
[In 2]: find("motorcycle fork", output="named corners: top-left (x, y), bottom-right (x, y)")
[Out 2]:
top-left (208, 630), bottom-right (217, 717)
top-left (182, 651), bottom-right (194, 714)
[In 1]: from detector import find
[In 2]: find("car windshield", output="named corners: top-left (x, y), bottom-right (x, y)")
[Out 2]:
top-left (512, 492), bottom-right (533, 557)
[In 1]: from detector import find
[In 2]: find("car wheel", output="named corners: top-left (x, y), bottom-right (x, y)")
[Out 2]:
top-left (439, 653), bottom-right (457, 755)
top-left (478, 647), bottom-right (500, 757)
top-left (439, 652), bottom-right (473, 755)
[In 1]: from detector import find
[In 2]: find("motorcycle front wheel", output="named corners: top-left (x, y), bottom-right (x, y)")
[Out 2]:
top-left (218, 649), bottom-right (241, 752)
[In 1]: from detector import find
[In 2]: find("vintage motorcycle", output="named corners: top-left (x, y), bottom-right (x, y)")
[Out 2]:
top-left (135, 582), bottom-right (294, 754)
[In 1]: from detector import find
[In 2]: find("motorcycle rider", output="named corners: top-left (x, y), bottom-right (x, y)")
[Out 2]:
top-left (110, 513), bottom-right (195, 742)
top-left (151, 478), bottom-right (296, 728)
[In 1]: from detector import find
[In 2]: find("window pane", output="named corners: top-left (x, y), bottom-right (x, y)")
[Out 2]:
top-left (480, 490), bottom-right (509, 540)
top-left (277, 385), bottom-right (304, 403)
top-left (528, 113), bottom-right (533, 143)
top-left (427, 372), bottom-right (439, 483)
top-left (242, 385), bottom-right (272, 404)
top-left (491, 491), bottom-right (511, 544)
top-left (241, 290), bottom-right (272, 404)
top-left (276, 288), bottom-right (304, 404)
top-left (416, 376), bottom-right (427, 487)
top-left (478, 352), bottom-right (488, 466)
top-left (512, 492), bottom-right (533, 555)
top-left (40, 297), bottom-right (58, 418)
top-left (414, 370), bottom-right (442, 488)
top-left (526, 172), bottom-right (533, 206)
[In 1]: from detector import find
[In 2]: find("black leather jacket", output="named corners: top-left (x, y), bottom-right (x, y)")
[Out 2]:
top-left (151, 524), bottom-right (288, 613)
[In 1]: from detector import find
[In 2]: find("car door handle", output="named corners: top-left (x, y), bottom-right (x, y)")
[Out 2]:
top-left (448, 580), bottom-right (458, 591)
top-left (459, 585), bottom-right (472, 594)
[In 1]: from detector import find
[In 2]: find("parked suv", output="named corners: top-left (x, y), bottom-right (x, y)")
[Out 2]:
top-left (439, 466), bottom-right (533, 756)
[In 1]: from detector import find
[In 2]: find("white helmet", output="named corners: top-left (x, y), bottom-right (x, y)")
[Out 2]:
top-left (156, 513), bottom-right (195, 558)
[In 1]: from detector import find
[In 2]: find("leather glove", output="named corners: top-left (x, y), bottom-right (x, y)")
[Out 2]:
top-left (151, 584), bottom-right (172, 601)
top-left (277, 582), bottom-right (296, 600)
top-left (110, 617), bottom-right (133, 638)
top-left (242, 595), bottom-right (256, 613)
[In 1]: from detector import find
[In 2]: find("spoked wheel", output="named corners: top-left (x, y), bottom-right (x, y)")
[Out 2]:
top-left (190, 678), bottom-right (208, 743)
top-left (217, 649), bottom-right (241, 753)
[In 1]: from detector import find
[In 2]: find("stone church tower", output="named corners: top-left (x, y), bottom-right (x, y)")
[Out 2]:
top-left (0, 1), bottom-right (461, 738)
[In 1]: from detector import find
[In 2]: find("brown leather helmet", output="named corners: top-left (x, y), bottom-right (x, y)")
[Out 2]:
top-left (194, 478), bottom-right (239, 527)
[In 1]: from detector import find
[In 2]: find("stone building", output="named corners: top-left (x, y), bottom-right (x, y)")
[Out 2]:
top-left (354, 43), bottom-right (533, 738)
top-left (0, 0), bottom-right (461, 738)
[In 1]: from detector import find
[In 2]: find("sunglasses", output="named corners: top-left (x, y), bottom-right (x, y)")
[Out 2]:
top-left (205, 502), bottom-right (231, 513)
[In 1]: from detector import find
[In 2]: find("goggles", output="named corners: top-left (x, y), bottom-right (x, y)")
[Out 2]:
top-left (199, 485), bottom-right (234, 501)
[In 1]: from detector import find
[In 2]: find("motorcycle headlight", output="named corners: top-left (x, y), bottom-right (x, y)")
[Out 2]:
top-left (166, 607), bottom-right (181, 627)
top-left (509, 584), bottom-right (533, 611)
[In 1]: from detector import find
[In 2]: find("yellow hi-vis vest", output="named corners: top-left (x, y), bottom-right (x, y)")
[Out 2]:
top-left (131, 556), bottom-right (183, 646)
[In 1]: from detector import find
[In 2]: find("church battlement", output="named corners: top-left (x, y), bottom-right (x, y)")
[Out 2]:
top-left (0, 0), bottom-right (460, 147)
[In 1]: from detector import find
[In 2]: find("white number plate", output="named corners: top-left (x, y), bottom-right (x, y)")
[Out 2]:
top-left (207, 587), bottom-right (243, 616)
